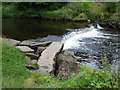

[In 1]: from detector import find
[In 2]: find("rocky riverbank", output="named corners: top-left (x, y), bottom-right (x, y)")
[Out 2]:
top-left (3, 38), bottom-right (80, 79)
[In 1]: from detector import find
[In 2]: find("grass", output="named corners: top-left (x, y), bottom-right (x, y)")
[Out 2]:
top-left (2, 40), bottom-right (31, 88)
top-left (2, 40), bottom-right (119, 88)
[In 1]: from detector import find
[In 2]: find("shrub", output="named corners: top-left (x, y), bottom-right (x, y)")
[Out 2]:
top-left (33, 62), bottom-right (39, 70)
top-left (104, 2), bottom-right (118, 13)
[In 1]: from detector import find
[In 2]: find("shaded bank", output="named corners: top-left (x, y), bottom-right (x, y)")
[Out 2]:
top-left (2, 2), bottom-right (119, 21)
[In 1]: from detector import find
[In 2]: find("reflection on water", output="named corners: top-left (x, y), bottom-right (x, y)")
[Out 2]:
top-left (2, 18), bottom-right (88, 40)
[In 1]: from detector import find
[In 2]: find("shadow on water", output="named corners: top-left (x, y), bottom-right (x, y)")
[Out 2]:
top-left (2, 18), bottom-right (88, 41)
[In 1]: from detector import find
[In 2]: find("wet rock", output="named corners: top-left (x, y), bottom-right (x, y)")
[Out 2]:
top-left (19, 40), bottom-right (36, 46)
top-left (16, 46), bottom-right (34, 53)
top-left (64, 51), bottom-right (74, 56)
top-left (87, 19), bottom-right (91, 23)
top-left (56, 54), bottom-right (79, 80)
top-left (25, 53), bottom-right (39, 59)
top-left (36, 47), bottom-right (46, 54)
top-left (30, 41), bottom-right (52, 47)
top-left (4, 38), bottom-right (21, 46)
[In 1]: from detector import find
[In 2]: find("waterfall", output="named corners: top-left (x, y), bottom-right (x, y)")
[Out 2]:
top-left (61, 25), bottom-right (104, 50)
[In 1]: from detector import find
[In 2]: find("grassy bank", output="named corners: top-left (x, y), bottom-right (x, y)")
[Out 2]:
top-left (2, 41), bottom-right (31, 88)
top-left (2, 2), bottom-right (119, 21)
top-left (2, 40), bottom-right (118, 88)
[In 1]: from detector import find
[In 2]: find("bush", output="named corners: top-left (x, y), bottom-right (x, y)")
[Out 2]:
top-left (33, 62), bottom-right (39, 70)
top-left (104, 2), bottom-right (117, 13)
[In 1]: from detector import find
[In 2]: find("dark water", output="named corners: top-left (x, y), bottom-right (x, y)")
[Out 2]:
top-left (2, 18), bottom-right (119, 70)
top-left (2, 18), bottom-right (88, 41)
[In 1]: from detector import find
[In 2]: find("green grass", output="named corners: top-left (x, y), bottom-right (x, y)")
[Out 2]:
top-left (2, 40), bottom-right (119, 88)
top-left (2, 41), bottom-right (31, 88)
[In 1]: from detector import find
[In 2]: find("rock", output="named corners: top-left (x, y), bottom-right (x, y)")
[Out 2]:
top-left (73, 56), bottom-right (82, 61)
top-left (38, 42), bottom-right (63, 74)
top-left (19, 40), bottom-right (36, 46)
top-left (25, 56), bottom-right (31, 64)
top-left (36, 47), bottom-right (46, 54)
top-left (30, 41), bottom-right (52, 47)
top-left (64, 51), bottom-right (74, 56)
top-left (16, 46), bottom-right (34, 53)
top-left (25, 53), bottom-right (39, 59)
top-left (56, 54), bottom-right (79, 80)
top-left (87, 19), bottom-right (91, 23)
top-left (4, 38), bottom-right (21, 46)
top-left (30, 59), bottom-right (38, 64)
top-left (25, 64), bottom-right (35, 70)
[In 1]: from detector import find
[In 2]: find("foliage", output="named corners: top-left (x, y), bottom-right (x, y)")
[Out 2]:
top-left (33, 62), bottom-right (39, 70)
top-left (2, 40), bottom-right (118, 88)
top-left (2, 40), bottom-right (31, 88)
top-left (2, 2), bottom-right (119, 21)
top-left (104, 2), bottom-right (118, 13)
top-left (24, 63), bottom-right (118, 88)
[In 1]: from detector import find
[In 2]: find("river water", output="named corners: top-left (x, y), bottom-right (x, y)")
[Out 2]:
top-left (2, 18), bottom-right (119, 70)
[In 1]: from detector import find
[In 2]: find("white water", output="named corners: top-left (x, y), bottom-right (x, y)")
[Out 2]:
top-left (97, 24), bottom-right (104, 29)
top-left (61, 24), bottom-right (119, 70)
top-left (62, 25), bottom-right (104, 50)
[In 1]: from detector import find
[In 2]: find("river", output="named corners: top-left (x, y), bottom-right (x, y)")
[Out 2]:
top-left (2, 18), bottom-right (119, 70)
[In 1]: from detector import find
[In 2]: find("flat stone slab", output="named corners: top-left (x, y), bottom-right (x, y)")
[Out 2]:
top-left (4, 38), bottom-right (21, 46)
top-left (19, 40), bottom-right (36, 46)
top-left (16, 46), bottom-right (34, 53)
top-left (25, 53), bottom-right (39, 59)
top-left (38, 42), bottom-right (63, 74)
top-left (30, 41), bottom-right (52, 47)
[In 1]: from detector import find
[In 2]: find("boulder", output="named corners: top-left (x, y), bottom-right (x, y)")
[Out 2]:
top-left (30, 41), bottom-right (52, 47)
top-left (36, 47), bottom-right (46, 54)
top-left (4, 38), bottom-right (21, 46)
top-left (25, 53), bottom-right (39, 59)
top-left (56, 54), bottom-right (79, 80)
top-left (64, 51), bottom-right (74, 56)
top-left (16, 46), bottom-right (34, 53)
top-left (64, 51), bottom-right (81, 61)
top-left (19, 40), bottom-right (36, 46)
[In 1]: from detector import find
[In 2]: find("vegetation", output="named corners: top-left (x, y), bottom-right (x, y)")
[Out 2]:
top-left (2, 41), bottom-right (31, 88)
top-left (24, 61), bottom-right (118, 88)
top-left (33, 62), bottom-right (39, 70)
top-left (2, 2), bottom-right (119, 88)
top-left (2, 41), bottom-right (118, 88)
top-left (2, 2), bottom-right (119, 21)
